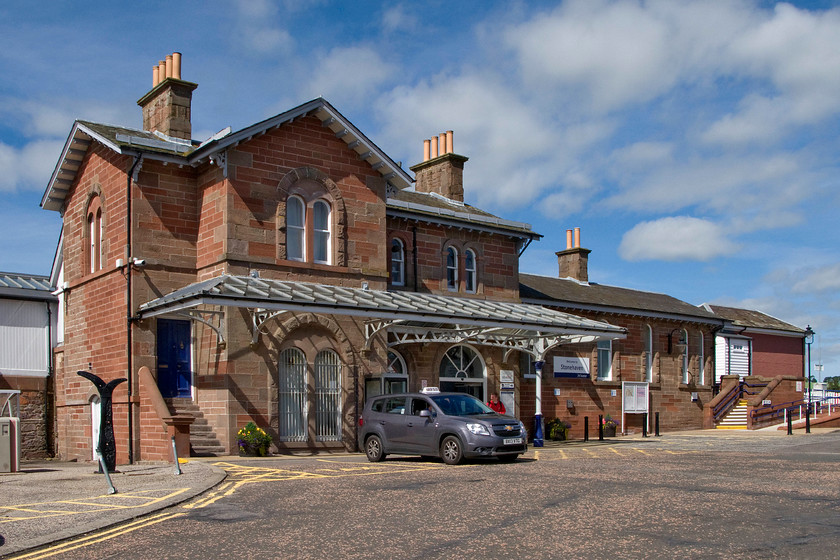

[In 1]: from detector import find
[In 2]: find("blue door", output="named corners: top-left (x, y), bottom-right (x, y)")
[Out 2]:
top-left (157, 319), bottom-right (192, 398)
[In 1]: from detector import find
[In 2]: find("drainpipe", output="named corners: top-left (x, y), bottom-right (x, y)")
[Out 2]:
top-left (126, 154), bottom-right (143, 464)
top-left (46, 301), bottom-right (54, 456)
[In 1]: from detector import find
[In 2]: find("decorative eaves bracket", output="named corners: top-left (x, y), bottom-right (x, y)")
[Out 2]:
top-left (250, 308), bottom-right (291, 347)
top-left (172, 309), bottom-right (226, 348)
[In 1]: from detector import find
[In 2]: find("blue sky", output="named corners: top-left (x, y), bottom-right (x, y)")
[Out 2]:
top-left (1, 0), bottom-right (838, 378)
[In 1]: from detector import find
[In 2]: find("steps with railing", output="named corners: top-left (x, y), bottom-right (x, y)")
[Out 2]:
top-left (717, 400), bottom-right (748, 429)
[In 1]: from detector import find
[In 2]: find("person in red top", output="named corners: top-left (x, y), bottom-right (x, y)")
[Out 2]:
top-left (487, 393), bottom-right (506, 414)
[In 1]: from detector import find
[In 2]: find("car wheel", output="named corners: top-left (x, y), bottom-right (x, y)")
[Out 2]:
top-left (441, 435), bottom-right (463, 465)
top-left (365, 435), bottom-right (386, 462)
top-left (498, 454), bottom-right (519, 463)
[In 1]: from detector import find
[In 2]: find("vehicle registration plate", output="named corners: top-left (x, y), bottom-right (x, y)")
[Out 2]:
top-left (503, 437), bottom-right (523, 445)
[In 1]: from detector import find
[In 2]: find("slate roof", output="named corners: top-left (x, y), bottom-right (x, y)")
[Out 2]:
top-left (520, 273), bottom-right (721, 324)
top-left (0, 272), bottom-right (56, 301)
top-left (387, 189), bottom-right (540, 239)
top-left (42, 97), bottom-right (412, 212)
top-left (704, 305), bottom-right (804, 334)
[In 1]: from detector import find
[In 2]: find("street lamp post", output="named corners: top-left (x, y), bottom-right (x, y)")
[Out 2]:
top-left (533, 360), bottom-right (544, 447)
top-left (805, 325), bottom-right (815, 434)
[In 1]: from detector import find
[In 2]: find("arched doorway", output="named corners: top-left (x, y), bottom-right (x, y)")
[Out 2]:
top-left (439, 345), bottom-right (486, 400)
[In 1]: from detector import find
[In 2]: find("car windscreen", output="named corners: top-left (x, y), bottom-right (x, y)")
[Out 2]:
top-left (430, 394), bottom-right (494, 416)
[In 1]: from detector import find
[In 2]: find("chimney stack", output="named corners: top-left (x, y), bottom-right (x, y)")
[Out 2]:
top-left (410, 131), bottom-right (468, 202)
top-left (557, 228), bottom-right (591, 282)
top-left (137, 52), bottom-right (197, 140)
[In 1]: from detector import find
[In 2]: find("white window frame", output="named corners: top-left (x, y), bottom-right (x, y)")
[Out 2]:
top-left (390, 238), bottom-right (405, 286)
top-left (278, 347), bottom-right (307, 441)
top-left (446, 246), bottom-right (458, 291)
top-left (314, 349), bottom-right (342, 442)
top-left (681, 328), bottom-right (690, 384)
top-left (312, 199), bottom-right (331, 264)
top-left (597, 339), bottom-right (612, 381)
top-left (644, 324), bottom-right (653, 383)
top-left (286, 196), bottom-right (305, 262)
top-left (698, 331), bottom-right (705, 386)
top-left (465, 249), bottom-right (477, 293)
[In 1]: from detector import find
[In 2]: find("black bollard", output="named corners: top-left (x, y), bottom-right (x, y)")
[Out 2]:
top-left (642, 413), bottom-right (648, 437)
top-left (655, 411), bottom-right (661, 436)
top-left (787, 408), bottom-right (793, 435)
top-left (77, 370), bottom-right (127, 473)
top-left (598, 414), bottom-right (604, 441)
top-left (805, 404), bottom-right (811, 434)
top-left (584, 417), bottom-right (589, 442)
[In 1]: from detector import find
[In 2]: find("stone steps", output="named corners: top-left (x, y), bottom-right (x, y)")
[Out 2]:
top-left (164, 398), bottom-right (226, 456)
top-left (717, 400), bottom-right (748, 430)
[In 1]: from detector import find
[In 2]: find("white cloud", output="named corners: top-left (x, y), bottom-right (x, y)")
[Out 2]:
top-left (0, 139), bottom-right (64, 192)
top-left (305, 47), bottom-right (395, 108)
top-left (791, 263), bottom-right (840, 295)
top-left (382, 4), bottom-right (417, 33)
top-left (233, 0), bottom-right (293, 53)
top-left (619, 216), bottom-right (740, 262)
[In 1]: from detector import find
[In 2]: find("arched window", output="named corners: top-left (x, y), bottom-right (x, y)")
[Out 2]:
top-left (698, 332), bottom-right (705, 385)
top-left (643, 324), bottom-right (653, 383)
top-left (278, 348), bottom-right (307, 441)
top-left (439, 345), bottom-right (486, 400)
top-left (286, 196), bottom-right (305, 261)
top-left (465, 249), bottom-right (477, 293)
top-left (681, 328), bottom-right (690, 384)
top-left (445, 246), bottom-right (458, 291)
top-left (86, 195), bottom-right (103, 273)
top-left (390, 238), bottom-right (405, 286)
top-left (597, 340), bottom-right (612, 380)
top-left (312, 199), bottom-right (331, 264)
top-left (314, 349), bottom-right (342, 441)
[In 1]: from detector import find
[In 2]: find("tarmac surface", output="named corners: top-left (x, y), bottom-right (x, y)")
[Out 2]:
top-left (0, 426), bottom-right (836, 558)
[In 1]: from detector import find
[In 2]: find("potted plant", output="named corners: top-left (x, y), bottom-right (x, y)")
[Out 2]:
top-left (602, 415), bottom-right (619, 437)
top-left (237, 422), bottom-right (272, 456)
top-left (546, 418), bottom-right (571, 441)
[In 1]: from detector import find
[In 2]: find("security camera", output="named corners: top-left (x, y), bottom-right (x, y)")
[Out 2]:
top-left (132, 257), bottom-right (146, 267)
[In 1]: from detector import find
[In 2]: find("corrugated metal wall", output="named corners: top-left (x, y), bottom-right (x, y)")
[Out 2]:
top-left (0, 300), bottom-right (50, 376)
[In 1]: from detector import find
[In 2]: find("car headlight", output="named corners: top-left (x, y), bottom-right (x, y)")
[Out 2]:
top-left (467, 423), bottom-right (491, 436)
top-left (519, 421), bottom-right (527, 434)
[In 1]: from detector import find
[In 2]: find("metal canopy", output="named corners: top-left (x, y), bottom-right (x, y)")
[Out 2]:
top-left (138, 274), bottom-right (626, 359)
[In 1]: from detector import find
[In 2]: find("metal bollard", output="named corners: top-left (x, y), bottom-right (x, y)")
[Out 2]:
top-left (655, 412), bottom-right (661, 436)
top-left (787, 409), bottom-right (793, 435)
top-left (598, 414), bottom-right (604, 441)
top-left (171, 436), bottom-right (182, 475)
top-left (584, 416), bottom-right (589, 442)
top-left (642, 413), bottom-right (648, 437)
top-left (96, 447), bottom-right (117, 495)
top-left (805, 405), bottom-right (811, 434)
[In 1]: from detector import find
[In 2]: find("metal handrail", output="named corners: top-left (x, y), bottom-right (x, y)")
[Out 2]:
top-left (751, 396), bottom-right (839, 425)
top-left (712, 382), bottom-right (742, 422)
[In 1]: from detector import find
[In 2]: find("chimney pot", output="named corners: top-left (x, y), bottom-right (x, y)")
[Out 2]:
top-left (446, 130), bottom-right (453, 154)
top-left (152, 65), bottom-right (160, 87)
top-left (431, 135), bottom-right (439, 159)
top-left (566, 229), bottom-right (573, 250)
top-left (574, 227), bottom-right (581, 248)
top-left (172, 52), bottom-right (182, 80)
top-left (165, 54), bottom-right (173, 79)
top-left (423, 139), bottom-right (431, 162)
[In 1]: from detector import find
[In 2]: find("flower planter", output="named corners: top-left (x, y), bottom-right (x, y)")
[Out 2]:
top-left (238, 445), bottom-right (268, 457)
top-left (603, 426), bottom-right (617, 437)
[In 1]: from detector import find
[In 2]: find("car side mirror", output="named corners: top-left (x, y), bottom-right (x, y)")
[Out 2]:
top-left (419, 409), bottom-right (432, 418)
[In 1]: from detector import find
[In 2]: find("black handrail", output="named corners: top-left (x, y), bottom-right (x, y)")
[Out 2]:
top-left (712, 381), bottom-right (742, 422)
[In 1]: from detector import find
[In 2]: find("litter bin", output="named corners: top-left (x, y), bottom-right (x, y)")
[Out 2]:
top-left (0, 417), bottom-right (21, 472)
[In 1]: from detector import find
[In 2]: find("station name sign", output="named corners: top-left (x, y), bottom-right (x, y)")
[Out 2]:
top-left (553, 356), bottom-right (591, 379)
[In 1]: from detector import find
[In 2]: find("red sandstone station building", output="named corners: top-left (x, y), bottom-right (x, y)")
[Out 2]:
top-left (35, 54), bottom-right (810, 464)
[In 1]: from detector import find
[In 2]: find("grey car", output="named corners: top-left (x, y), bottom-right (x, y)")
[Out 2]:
top-left (358, 390), bottom-right (527, 464)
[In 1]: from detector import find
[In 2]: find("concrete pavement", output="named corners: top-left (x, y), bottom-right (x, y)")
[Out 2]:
top-left (0, 459), bottom-right (226, 557)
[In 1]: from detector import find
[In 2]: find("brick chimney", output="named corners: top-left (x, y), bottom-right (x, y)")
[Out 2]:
top-left (409, 131), bottom-right (468, 202)
top-left (557, 227), bottom-right (591, 282)
top-left (137, 52), bottom-right (197, 140)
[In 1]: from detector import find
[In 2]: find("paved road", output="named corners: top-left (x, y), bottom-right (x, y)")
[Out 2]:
top-left (8, 430), bottom-right (840, 559)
